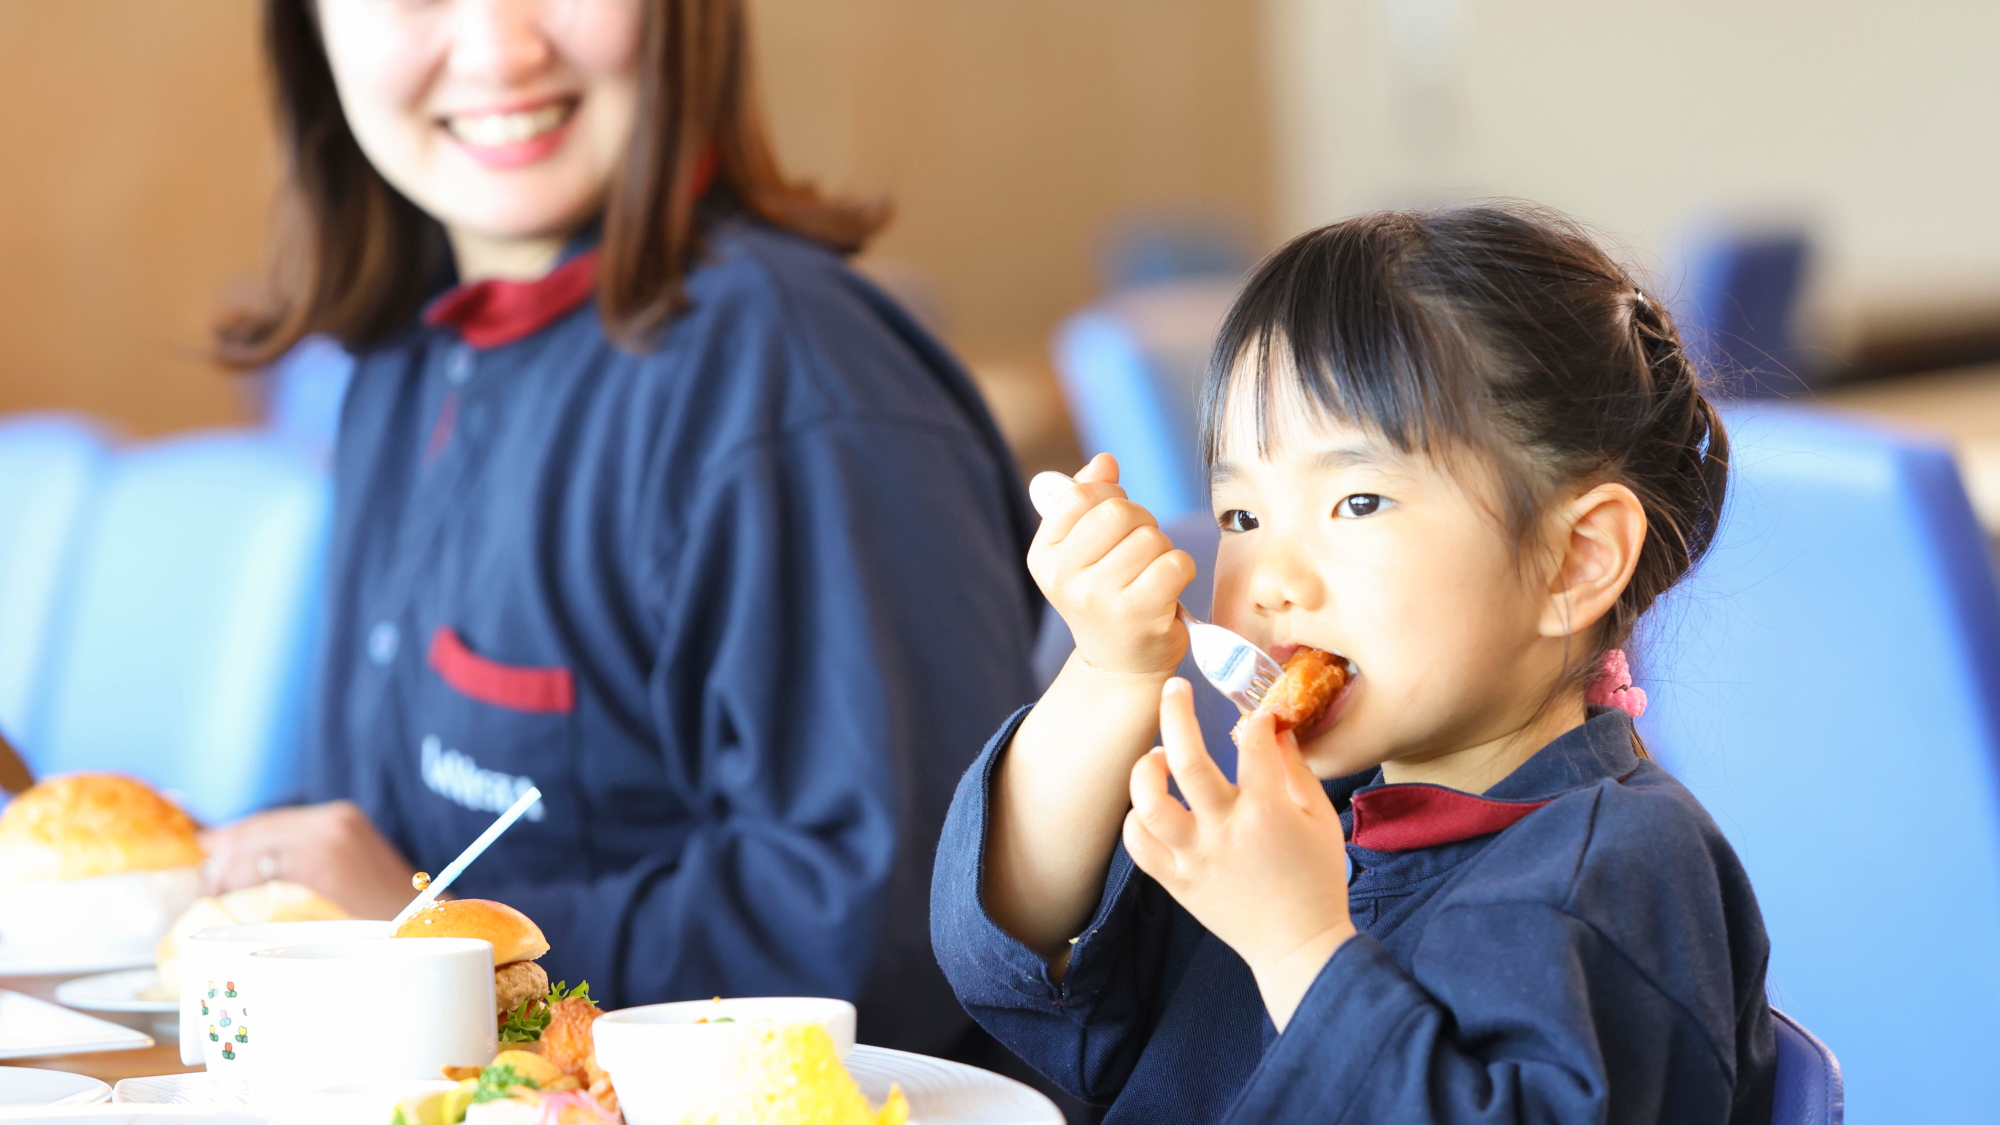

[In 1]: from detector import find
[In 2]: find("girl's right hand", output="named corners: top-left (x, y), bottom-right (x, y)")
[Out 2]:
top-left (1028, 453), bottom-right (1197, 679)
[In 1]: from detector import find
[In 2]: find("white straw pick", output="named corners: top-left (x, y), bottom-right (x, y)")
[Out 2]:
top-left (390, 786), bottom-right (543, 926)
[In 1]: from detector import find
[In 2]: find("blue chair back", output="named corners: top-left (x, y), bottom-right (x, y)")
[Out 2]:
top-left (1638, 404), bottom-right (2000, 1122)
top-left (1771, 1007), bottom-right (1843, 1125)
top-left (25, 431), bottom-right (332, 823)
top-left (0, 415), bottom-right (107, 743)
top-left (1051, 280), bottom-right (1237, 525)
top-left (263, 334), bottom-right (354, 465)
top-left (1675, 219), bottom-right (1815, 397)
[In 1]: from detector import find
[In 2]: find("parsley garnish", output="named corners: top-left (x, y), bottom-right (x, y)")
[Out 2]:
top-left (472, 1064), bottom-right (541, 1104)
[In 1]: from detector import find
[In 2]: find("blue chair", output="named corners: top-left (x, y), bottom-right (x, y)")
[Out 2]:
top-left (1637, 404), bottom-right (2000, 1123)
top-left (1051, 280), bottom-right (1238, 526)
top-left (263, 334), bottom-right (354, 465)
top-left (0, 414), bottom-right (108, 744)
top-left (25, 431), bottom-right (332, 824)
top-left (1772, 1007), bottom-right (1843, 1125)
top-left (1674, 218), bottom-right (1815, 397)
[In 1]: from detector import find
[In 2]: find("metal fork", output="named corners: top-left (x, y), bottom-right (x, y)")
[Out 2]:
top-left (1028, 471), bottom-right (1283, 714)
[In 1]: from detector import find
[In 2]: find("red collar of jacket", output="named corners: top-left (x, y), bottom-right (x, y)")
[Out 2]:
top-left (423, 150), bottom-right (718, 349)
top-left (1347, 784), bottom-right (1552, 852)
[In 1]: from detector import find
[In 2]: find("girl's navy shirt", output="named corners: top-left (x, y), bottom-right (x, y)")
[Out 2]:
top-left (932, 708), bottom-right (1778, 1123)
top-left (305, 214), bottom-right (1040, 1053)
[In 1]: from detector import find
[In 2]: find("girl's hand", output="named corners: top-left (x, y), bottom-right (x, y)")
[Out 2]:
top-left (200, 800), bottom-right (422, 921)
top-left (1028, 453), bottom-right (1196, 680)
top-left (1124, 679), bottom-right (1357, 1031)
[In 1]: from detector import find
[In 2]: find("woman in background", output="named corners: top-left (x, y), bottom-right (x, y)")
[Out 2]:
top-left (200, 0), bottom-right (1039, 1056)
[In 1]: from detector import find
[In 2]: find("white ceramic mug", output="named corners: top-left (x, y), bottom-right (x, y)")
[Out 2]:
top-left (593, 997), bottom-right (857, 1125)
top-left (179, 919), bottom-right (395, 1082)
top-left (248, 937), bottom-right (497, 1104)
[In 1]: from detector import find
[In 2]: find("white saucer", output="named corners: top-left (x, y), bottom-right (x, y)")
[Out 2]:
top-left (54, 972), bottom-right (175, 1016)
top-left (0, 1069), bottom-right (111, 1107)
top-left (0, 991), bottom-right (153, 1061)
top-left (116, 1046), bottom-right (1063, 1124)
top-left (0, 944), bottom-right (149, 978)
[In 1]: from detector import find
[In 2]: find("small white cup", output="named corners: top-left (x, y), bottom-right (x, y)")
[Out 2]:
top-left (593, 997), bottom-right (857, 1125)
top-left (179, 919), bottom-right (395, 1084)
top-left (247, 937), bottom-right (497, 1104)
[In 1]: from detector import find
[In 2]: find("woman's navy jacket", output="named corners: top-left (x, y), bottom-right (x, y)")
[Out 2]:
top-left (304, 214), bottom-right (1040, 1053)
top-left (933, 707), bottom-right (1778, 1123)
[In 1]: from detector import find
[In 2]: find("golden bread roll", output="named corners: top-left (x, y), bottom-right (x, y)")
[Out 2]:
top-left (395, 898), bottom-right (550, 965)
top-left (154, 880), bottom-right (349, 993)
top-left (0, 773), bottom-right (202, 884)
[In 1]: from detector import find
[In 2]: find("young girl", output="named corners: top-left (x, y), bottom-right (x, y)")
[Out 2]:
top-left (933, 205), bottom-right (1775, 1123)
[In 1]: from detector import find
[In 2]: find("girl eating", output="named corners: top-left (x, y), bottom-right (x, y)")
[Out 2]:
top-left (933, 205), bottom-right (1776, 1123)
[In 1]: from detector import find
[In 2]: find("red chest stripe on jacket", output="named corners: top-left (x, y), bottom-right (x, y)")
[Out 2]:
top-left (427, 627), bottom-right (575, 714)
top-left (1349, 784), bottom-right (1551, 851)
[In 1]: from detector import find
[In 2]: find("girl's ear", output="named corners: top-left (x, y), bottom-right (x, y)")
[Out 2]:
top-left (1539, 483), bottom-right (1646, 639)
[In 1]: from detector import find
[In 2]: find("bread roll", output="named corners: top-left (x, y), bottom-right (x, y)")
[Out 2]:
top-left (154, 880), bottom-right (349, 993)
top-left (0, 773), bottom-right (203, 884)
top-left (394, 899), bottom-right (550, 965)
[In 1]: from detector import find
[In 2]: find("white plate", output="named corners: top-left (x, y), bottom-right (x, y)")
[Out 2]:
top-left (0, 945), bottom-right (150, 979)
top-left (116, 1046), bottom-right (1063, 1125)
top-left (0, 1109), bottom-right (263, 1122)
top-left (850, 1046), bottom-right (1063, 1125)
top-left (0, 1070), bottom-right (111, 1107)
top-left (53, 973), bottom-right (175, 1016)
top-left (0, 992), bottom-right (153, 1061)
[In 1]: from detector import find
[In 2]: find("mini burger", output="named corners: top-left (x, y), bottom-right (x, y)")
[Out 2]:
top-left (394, 899), bottom-right (551, 1028)
top-left (0, 773), bottom-right (204, 962)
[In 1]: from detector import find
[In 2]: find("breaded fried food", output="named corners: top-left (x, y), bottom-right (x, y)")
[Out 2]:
top-left (1253, 647), bottom-right (1349, 733)
top-left (541, 994), bottom-right (613, 1100)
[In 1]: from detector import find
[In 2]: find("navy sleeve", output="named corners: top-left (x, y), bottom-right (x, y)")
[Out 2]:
top-left (497, 415), bottom-right (1036, 1047)
top-left (932, 706), bottom-right (1194, 1104)
top-left (1227, 904), bottom-right (1742, 1124)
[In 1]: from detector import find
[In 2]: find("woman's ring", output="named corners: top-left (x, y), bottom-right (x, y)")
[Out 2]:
top-left (255, 852), bottom-right (279, 881)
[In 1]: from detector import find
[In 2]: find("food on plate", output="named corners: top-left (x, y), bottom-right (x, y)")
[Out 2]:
top-left (681, 1022), bottom-right (908, 1125)
top-left (396, 899), bottom-right (618, 1117)
top-left (395, 899), bottom-right (553, 1024)
top-left (395, 1053), bottom-right (615, 1125)
top-left (1248, 646), bottom-right (1350, 734)
top-left (153, 879), bottom-right (349, 995)
top-left (0, 773), bottom-right (203, 961)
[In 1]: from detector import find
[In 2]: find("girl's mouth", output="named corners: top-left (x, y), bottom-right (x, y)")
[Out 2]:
top-left (442, 98), bottom-right (579, 169)
top-left (1264, 641), bottom-right (1360, 741)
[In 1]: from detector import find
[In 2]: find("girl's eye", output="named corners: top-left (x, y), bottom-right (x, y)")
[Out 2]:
top-left (1217, 509), bottom-right (1260, 533)
top-left (1334, 494), bottom-right (1391, 519)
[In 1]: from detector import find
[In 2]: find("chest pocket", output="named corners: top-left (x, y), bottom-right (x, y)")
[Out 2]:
top-left (415, 627), bottom-right (576, 864)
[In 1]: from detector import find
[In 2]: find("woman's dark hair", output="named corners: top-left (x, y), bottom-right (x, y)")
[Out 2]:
top-left (215, 0), bottom-right (886, 367)
top-left (1202, 204), bottom-right (1728, 664)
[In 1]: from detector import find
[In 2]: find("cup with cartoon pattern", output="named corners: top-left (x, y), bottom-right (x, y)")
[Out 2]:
top-left (179, 920), bottom-right (394, 1094)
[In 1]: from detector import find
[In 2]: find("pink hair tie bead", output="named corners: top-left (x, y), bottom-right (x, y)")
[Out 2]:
top-left (1586, 648), bottom-right (1648, 719)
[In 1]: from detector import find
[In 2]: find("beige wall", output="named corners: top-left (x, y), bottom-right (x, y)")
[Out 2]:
top-left (753, 0), bottom-right (1273, 362)
top-left (1265, 0), bottom-right (2000, 342)
top-left (0, 1), bottom-right (276, 435)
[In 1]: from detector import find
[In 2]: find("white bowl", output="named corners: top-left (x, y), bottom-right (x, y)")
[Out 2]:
top-left (593, 997), bottom-right (858, 1125)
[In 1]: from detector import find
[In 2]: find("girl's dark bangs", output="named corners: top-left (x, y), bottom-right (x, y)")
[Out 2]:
top-left (1199, 224), bottom-right (1475, 467)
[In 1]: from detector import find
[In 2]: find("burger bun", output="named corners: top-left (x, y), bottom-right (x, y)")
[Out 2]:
top-left (394, 899), bottom-right (549, 966)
